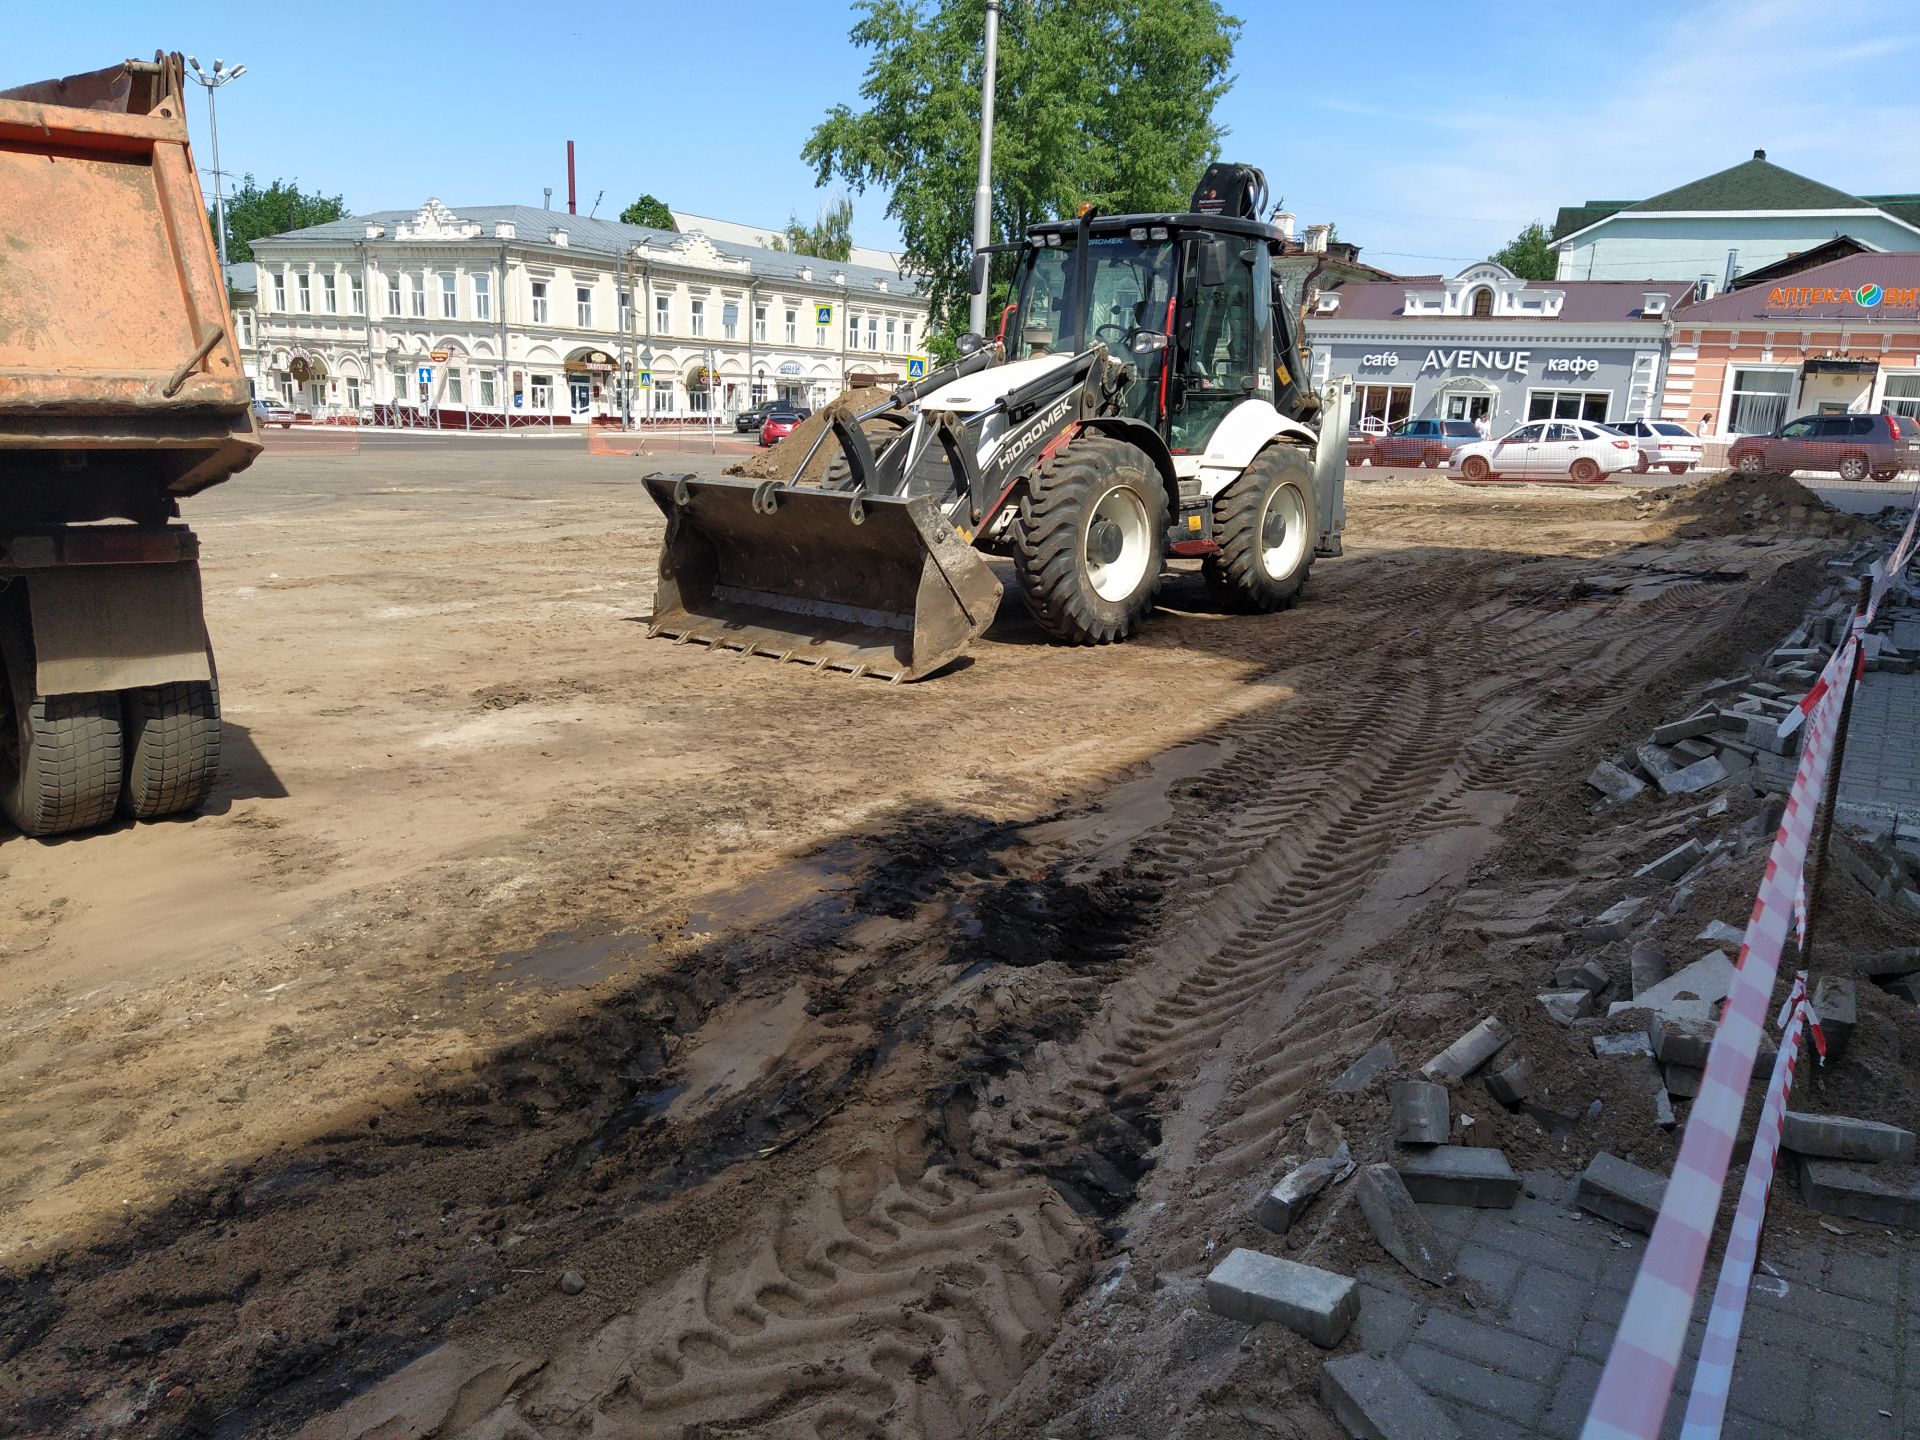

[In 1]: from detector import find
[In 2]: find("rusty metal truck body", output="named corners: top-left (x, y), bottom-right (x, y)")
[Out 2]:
top-left (0, 54), bottom-right (259, 835)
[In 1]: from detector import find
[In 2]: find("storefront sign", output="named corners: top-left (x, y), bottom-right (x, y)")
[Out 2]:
top-left (430, 349), bottom-right (451, 362)
top-left (1543, 356), bottom-right (1599, 376)
top-left (1767, 283), bottom-right (1919, 309)
top-left (777, 360), bottom-right (803, 376)
top-left (1361, 352), bottom-right (1400, 368)
top-left (1420, 348), bottom-right (1532, 375)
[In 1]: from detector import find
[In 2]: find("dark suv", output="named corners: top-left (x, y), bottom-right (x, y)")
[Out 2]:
top-left (735, 400), bottom-right (805, 434)
top-left (1727, 412), bottom-right (1919, 483)
top-left (1359, 417), bottom-right (1483, 468)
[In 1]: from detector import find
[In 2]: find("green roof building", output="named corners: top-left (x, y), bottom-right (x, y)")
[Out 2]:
top-left (1549, 150), bottom-right (1920, 292)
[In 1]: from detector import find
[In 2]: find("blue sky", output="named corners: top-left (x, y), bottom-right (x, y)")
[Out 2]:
top-left (11, 0), bottom-right (1919, 274)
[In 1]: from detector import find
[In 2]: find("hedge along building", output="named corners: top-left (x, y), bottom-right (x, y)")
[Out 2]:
top-left (1660, 252), bottom-right (1920, 437)
top-left (1306, 261), bottom-right (1694, 434)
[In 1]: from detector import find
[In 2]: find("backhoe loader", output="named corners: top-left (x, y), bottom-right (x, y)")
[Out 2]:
top-left (643, 164), bottom-right (1351, 681)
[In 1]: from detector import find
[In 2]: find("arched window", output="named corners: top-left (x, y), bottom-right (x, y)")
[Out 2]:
top-left (1470, 287), bottom-right (1494, 317)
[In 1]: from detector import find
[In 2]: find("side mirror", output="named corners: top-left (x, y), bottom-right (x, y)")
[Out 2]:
top-left (955, 330), bottom-right (986, 357)
top-left (969, 252), bottom-right (990, 296)
top-left (1130, 330), bottom-right (1168, 356)
top-left (1197, 237), bottom-right (1231, 288)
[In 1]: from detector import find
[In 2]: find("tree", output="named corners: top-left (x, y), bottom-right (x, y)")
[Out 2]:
top-left (619, 193), bottom-right (677, 230)
top-left (767, 197), bottom-right (855, 261)
top-left (213, 176), bottom-right (346, 263)
top-left (1492, 221), bottom-right (1557, 281)
top-left (804, 0), bottom-right (1240, 351)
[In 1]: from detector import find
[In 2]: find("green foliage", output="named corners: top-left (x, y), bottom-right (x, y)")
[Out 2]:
top-left (804, 0), bottom-right (1241, 347)
top-left (619, 193), bottom-right (677, 230)
top-left (767, 197), bottom-right (855, 261)
top-left (1492, 221), bottom-right (1557, 281)
top-left (212, 175), bottom-right (346, 263)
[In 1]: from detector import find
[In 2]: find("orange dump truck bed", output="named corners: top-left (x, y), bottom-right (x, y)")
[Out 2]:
top-left (0, 53), bottom-right (258, 494)
top-left (0, 54), bottom-right (258, 838)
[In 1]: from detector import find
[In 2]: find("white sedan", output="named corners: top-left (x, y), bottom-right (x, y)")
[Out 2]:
top-left (1609, 418), bottom-right (1705, 475)
top-left (1451, 420), bottom-right (1640, 483)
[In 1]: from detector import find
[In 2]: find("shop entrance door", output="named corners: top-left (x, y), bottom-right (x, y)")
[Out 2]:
top-left (1445, 393), bottom-right (1492, 425)
top-left (569, 376), bottom-right (591, 418)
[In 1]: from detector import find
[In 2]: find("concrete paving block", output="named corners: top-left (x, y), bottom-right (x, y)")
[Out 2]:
top-left (1630, 950), bottom-right (1733, 1011)
top-left (1654, 713), bottom-right (1719, 745)
top-left (1395, 1145), bottom-right (1520, 1207)
top-left (1539, 989), bottom-right (1595, 1025)
top-left (1483, 1058), bottom-right (1531, 1108)
top-left (1634, 839), bottom-right (1704, 882)
top-left (1586, 761), bottom-right (1647, 805)
top-left (1574, 959), bottom-right (1611, 995)
top-left (1673, 737), bottom-right (1717, 763)
top-left (1696, 919), bottom-right (1745, 947)
top-left (1205, 1247), bottom-right (1358, 1345)
top-left (1635, 743), bottom-right (1680, 781)
top-left (1782, 1112), bottom-right (1916, 1165)
top-left (1653, 1079), bottom-right (1677, 1130)
top-left (1329, 1039), bottom-right (1396, 1094)
top-left (1648, 1011), bottom-right (1714, 1067)
top-left (1592, 1032), bottom-right (1653, 1059)
top-left (1420, 1016), bottom-right (1512, 1082)
top-left (1577, 897), bottom-right (1646, 942)
top-left (1575, 1152), bottom-right (1667, 1234)
top-left (1356, 1164), bottom-right (1447, 1284)
top-left (1885, 974), bottom-right (1920, 1005)
top-left (1629, 940), bottom-right (1668, 998)
top-left (1857, 947), bottom-right (1920, 978)
top-left (1797, 1159), bottom-right (1920, 1231)
top-left (1659, 755), bottom-right (1730, 796)
top-left (1813, 976), bottom-right (1857, 1056)
top-left (1321, 1353), bottom-right (1462, 1440)
top-left (1256, 1152), bottom-right (1351, 1234)
top-left (1745, 714), bottom-right (1797, 755)
top-left (1390, 1080), bottom-right (1449, 1146)
top-left (1663, 1061), bottom-right (1704, 1099)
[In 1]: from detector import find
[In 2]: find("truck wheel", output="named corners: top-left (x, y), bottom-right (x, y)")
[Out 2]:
top-left (1012, 433), bottom-right (1167, 644)
top-left (2, 678), bottom-right (124, 837)
top-left (122, 678), bottom-right (221, 819)
top-left (1203, 445), bottom-right (1317, 613)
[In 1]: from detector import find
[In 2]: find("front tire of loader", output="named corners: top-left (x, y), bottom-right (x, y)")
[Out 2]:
top-left (1203, 444), bottom-right (1317, 613)
top-left (122, 676), bottom-right (221, 820)
top-left (1012, 433), bottom-right (1168, 645)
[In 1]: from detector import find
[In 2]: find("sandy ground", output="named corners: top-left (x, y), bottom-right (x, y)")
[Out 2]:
top-left (0, 439), bottom-right (1886, 1437)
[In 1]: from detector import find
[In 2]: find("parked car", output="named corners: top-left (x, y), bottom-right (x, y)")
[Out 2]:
top-left (1365, 416), bottom-right (1482, 468)
top-left (251, 397), bottom-right (295, 429)
top-left (1726, 412), bottom-right (1919, 483)
top-left (758, 408), bottom-right (808, 446)
top-left (1608, 418), bottom-right (1704, 475)
top-left (736, 400), bottom-right (805, 434)
top-left (1451, 420), bottom-right (1638, 483)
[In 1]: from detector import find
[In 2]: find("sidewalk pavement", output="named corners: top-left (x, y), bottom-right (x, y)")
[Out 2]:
top-left (1349, 1169), bottom-right (1914, 1439)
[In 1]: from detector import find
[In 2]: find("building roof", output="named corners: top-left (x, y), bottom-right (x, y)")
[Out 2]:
top-left (1320, 277), bottom-right (1692, 323)
top-left (223, 260), bottom-right (257, 294)
top-left (1674, 251), bottom-right (1920, 323)
top-left (252, 203), bottom-right (923, 299)
top-left (1727, 235), bottom-right (1878, 290)
top-left (1553, 153), bottom-right (1920, 244)
top-left (670, 209), bottom-right (905, 274)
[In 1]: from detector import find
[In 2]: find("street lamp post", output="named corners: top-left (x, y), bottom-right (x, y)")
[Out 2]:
top-left (186, 57), bottom-right (246, 271)
top-left (967, 0), bottom-right (1000, 337)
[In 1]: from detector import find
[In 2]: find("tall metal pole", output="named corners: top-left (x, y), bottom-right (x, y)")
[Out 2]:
top-left (187, 59), bottom-right (245, 271)
top-left (967, 0), bottom-right (1000, 337)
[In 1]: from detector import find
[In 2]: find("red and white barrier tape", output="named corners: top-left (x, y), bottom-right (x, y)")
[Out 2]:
top-left (1581, 634), bottom-right (1855, 1440)
top-left (1673, 974), bottom-right (1813, 1439)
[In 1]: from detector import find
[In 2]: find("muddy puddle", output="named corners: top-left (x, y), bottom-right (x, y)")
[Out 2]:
top-left (1024, 740), bottom-right (1236, 880)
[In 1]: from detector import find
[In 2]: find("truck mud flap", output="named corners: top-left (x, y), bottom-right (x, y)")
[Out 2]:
top-left (18, 561), bottom-right (212, 695)
top-left (640, 474), bottom-right (1004, 683)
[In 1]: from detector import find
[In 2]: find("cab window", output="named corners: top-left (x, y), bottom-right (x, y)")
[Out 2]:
top-left (1170, 235), bottom-right (1261, 452)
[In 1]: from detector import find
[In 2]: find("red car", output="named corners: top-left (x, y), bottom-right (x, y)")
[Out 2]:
top-left (758, 408), bottom-right (807, 446)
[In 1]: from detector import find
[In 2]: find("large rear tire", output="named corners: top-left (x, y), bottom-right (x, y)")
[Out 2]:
top-left (122, 677), bottom-right (221, 820)
top-left (1012, 433), bottom-right (1167, 644)
top-left (1202, 445), bottom-right (1317, 613)
top-left (2, 679), bottom-right (123, 838)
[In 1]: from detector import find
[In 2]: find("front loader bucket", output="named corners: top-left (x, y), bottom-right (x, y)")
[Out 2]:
top-left (640, 474), bottom-right (1004, 682)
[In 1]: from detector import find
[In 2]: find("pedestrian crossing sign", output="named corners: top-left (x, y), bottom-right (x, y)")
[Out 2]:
top-left (815, 303), bottom-right (834, 327)
top-left (637, 369), bottom-right (652, 388)
top-left (906, 356), bottom-right (927, 379)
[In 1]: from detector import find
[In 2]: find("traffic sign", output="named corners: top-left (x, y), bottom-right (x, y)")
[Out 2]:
top-left (416, 366), bottom-right (432, 383)
top-left (637, 369), bottom-right (652, 389)
top-left (906, 355), bottom-right (927, 380)
top-left (815, 302), bottom-right (834, 327)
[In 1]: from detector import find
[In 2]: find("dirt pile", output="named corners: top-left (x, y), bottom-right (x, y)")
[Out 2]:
top-left (1635, 468), bottom-right (1875, 540)
top-left (727, 389), bottom-right (866, 484)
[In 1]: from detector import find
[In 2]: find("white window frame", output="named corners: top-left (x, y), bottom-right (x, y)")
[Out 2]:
top-left (690, 297), bottom-right (705, 337)
top-left (410, 273), bottom-right (427, 319)
top-left (447, 368), bottom-right (463, 404)
top-left (785, 307), bottom-right (797, 344)
top-left (530, 373), bottom-right (553, 410)
top-left (652, 378), bottom-right (676, 413)
top-left (472, 273), bottom-right (492, 321)
top-left (344, 374), bottom-right (360, 410)
top-left (1525, 388), bottom-right (1612, 424)
top-left (1883, 370), bottom-right (1920, 421)
top-left (1723, 365), bottom-right (1794, 436)
top-left (271, 270), bottom-right (287, 310)
top-left (619, 288), bottom-right (632, 331)
top-left (754, 304), bottom-right (768, 342)
top-left (885, 317), bottom-right (896, 353)
top-left (349, 273), bottom-right (365, 315)
top-left (576, 284), bottom-right (593, 328)
top-left (294, 271), bottom-right (310, 312)
top-left (235, 311), bottom-right (252, 346)
top-left (866, 316), bottom-right (878, 351)
top-left (320, 270), bottom-right (336, 313)
top-left (392, 368), bottom-right (410, 403)
top-left (817, 321), bottom-right (829, 348)
top-left (387, 272), bottom-right (402, 317)
top-left (478, 369), bottom-right (497, 408)
top-left (531, 279), bottom-right (549, 325)
top-left (441, 272), bottom-right (458, 320)
top-left (654, 293), bottom-right (671, 335)
top-left (722, 300), bottom-right (738, 340)
top-left (902, 321), bottom-right (913, 353)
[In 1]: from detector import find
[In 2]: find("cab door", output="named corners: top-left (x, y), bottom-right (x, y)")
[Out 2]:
top-left (1169, 232), bottom-right (1267, 453)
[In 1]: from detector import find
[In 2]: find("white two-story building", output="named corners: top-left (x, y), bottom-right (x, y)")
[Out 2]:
top-left (240, 199), bottom-right (929, 425)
